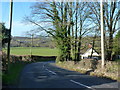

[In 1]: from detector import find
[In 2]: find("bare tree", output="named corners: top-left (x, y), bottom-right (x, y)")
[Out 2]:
top-left (88, 1), bottom-right (120, 60)
top-left (24, 1), bottom-right (96, 62)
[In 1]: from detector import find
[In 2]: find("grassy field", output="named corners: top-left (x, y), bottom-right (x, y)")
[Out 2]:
top-left (8, 47), bottom-right (59, 56)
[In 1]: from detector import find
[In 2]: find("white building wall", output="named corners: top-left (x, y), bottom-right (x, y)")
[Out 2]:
top-left (81, 48), bottom-right (99, 59)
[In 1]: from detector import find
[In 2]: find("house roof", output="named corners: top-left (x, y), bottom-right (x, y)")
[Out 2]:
top-left (82, 47), bottom-right (99, 56)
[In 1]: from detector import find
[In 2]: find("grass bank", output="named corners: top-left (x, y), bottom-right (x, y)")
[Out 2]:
top-left (2, 61), bottom-right (30, 86)
top-left (56, 59), bottom-right (119, 81)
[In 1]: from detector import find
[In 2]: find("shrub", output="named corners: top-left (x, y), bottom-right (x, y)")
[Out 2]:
top-left (90, 61), bottom-right (118, 80)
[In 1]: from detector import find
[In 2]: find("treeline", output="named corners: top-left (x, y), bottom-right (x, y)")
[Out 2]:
top-left (25, 1), bottom-right (120, 62)
top-left (10, 36), bottom-right (56, 48)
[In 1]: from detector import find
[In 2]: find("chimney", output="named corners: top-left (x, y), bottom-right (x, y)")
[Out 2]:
top-left (88, 43), bottom-right (92, 48)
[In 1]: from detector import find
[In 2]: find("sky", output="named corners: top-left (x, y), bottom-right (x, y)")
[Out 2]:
top-left (0, 1), bottom-right (119, 37)
top-left (1, 1), bottom-right (37, 36)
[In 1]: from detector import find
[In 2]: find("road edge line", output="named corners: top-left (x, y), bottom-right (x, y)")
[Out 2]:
top-left (46, 68), bottom-right (57, 75)
top-left (70, 80), bottom-right (95, 90)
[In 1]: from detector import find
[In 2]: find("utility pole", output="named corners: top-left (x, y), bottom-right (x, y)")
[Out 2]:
top-left (7, 0), bottom-right (13, 72)
top-left (100, 0), bottom-right (105, 68)
top-left (30, 34), bottom-right (33, 56)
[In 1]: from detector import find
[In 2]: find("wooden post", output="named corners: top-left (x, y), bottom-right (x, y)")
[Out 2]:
top-left (7, 0), bottom-right (13, 72)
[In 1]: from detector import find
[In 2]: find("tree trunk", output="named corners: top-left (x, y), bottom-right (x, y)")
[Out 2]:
top-left (75, 2), bottom-right (78, 62)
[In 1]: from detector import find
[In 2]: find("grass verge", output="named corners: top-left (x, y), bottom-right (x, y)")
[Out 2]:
top-left (2, 61), bottom-right (31, 86)
top-left (2, 58), bottom-right (56, 86)
top-left (55, 60), bottom-right (119, 81)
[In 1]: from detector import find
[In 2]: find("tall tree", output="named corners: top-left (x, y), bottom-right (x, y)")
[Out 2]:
top-left (77, 2), bottom-right (91, 61)
top-left (113, 30), bottom-right (120, 55)
top-left (25, 1), bottom-right (94, 62)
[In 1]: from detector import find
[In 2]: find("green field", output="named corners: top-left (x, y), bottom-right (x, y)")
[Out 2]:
top-left (9, 47), bottom-right (59, 56)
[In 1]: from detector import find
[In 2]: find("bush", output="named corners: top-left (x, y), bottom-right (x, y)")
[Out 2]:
top-left (90, 61), bottom-right (118, 80)
top-left (77, 59), bottom-right (98, 70)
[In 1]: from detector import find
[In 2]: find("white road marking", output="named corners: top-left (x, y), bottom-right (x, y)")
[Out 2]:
top-left (70, 80), bottom-right (95, 90)
top-left (43, 64), bottom-right (45, 68)
top-left (46, 68), bottom-right (57, 75)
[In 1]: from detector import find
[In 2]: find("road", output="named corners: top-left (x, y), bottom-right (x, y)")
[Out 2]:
top-left (18, 62), bottom-right (119, 89)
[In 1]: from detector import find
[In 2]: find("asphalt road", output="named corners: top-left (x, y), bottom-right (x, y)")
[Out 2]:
top-left (18, 62), bottom-right (119, 89)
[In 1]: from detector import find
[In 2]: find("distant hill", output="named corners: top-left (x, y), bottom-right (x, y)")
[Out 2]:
top-left (11, 36), bottom-right (56, 48)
